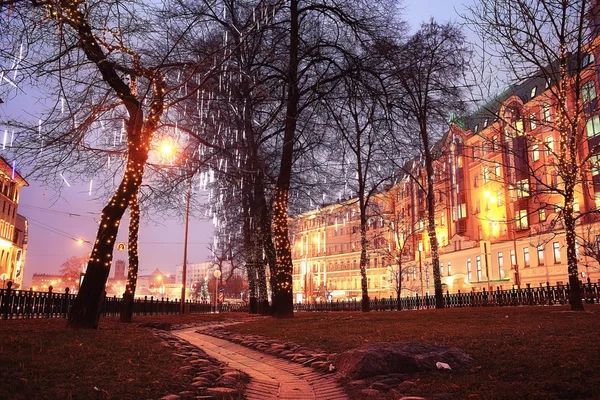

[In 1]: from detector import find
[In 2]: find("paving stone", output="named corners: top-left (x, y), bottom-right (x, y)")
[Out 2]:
top-left (175, 327), bottom-right (348, 400)
top-left (397, 381), bottom-right (418, 392)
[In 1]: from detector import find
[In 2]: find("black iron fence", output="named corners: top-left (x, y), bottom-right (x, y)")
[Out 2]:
top-left (294, 280), bottom-right (600, 312)
top-left (0, 282), bottom-right (247, 319)
top-left (3, 280), bottom-right (599, 319)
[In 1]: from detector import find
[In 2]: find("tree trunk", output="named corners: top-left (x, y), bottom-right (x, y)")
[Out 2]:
top-left (271, 0), bottom-right (299, 319)
top-left (359, 214), bottom-right (370, 312)
top-left (256, 256), bottom-right (270, 315)
top-left (242, 190), bottom-right (258, 314)
top-left (120, 191), bottom-right (140, 323)
top-left (271, 188), bottom-right (294, 318)
top-left (68, 153), bottom-right (146, 328)
top-left (564, 192), bottom-right (585, 311)
top-left (256, 173), bottom-right (277, 303)
top-left (422, 127), bottom-right (444, 309)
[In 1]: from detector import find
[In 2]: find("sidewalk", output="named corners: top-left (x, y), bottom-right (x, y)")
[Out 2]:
top-left (175, 328), bottom-right (347, 400)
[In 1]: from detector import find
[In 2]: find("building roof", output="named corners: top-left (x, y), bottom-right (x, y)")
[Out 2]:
top-left (0, 155), bottom-right (28, 186)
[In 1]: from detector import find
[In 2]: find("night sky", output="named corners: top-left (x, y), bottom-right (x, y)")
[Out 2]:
top-left (2, 0), bottom-right (475, 287)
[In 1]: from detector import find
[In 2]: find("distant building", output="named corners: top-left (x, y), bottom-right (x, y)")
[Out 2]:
top-left (113, 259), bottom-right (126, 280)
top-left (31, 273), bottom-right (73, 293)
top-left (176, 262), bottom-right (217, 287)
top-left (0, 157), bottom-right (28, 289)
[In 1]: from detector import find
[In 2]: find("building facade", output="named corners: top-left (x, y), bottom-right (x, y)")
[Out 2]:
top-left (0, 157), bottom-right (28, 289)
top-left (290, 42), bottom-right (600, 302)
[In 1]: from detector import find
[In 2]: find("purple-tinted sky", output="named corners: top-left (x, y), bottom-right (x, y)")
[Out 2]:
top-left (5, 0), bottom-right (475, 287)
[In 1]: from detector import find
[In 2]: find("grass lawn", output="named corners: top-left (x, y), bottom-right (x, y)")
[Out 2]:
top-left (2, 307), bottom-right (598, 399)
top-left (227, 305), bottom-right (600, 399)
top-left (0, 313), bottom-right (234, 400)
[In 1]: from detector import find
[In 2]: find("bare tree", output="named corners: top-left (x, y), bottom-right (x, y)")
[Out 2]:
top-left (0, 0), bottom-right (239, 328)
top-left (59, 255), bottom-right (89, 285)
top-left (323, 61), bottom-right (397, 311)
top-left (387, 21), bottom-right (470, 309)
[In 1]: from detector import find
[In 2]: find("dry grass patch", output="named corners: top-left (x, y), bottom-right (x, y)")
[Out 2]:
top-left (227, 305), bottom-right (600, 399)
top-left (0, 313), bottom-right (237, 400)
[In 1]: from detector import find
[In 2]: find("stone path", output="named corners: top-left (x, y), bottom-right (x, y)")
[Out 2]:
top-left (175, 328), bottom-right (348, 400)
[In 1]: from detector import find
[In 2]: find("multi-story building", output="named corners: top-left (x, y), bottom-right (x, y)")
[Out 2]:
top-left (291, 41), bottom-right (600, 302)
top-left (0, 157), bottom-right (28, 289)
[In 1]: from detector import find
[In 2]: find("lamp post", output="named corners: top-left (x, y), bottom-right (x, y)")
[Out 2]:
top-left (213, 268), bottom-right (221, 313)
top-left (157, 138), bottom-right (191, 314)
top-left (180, 178), bottom-right (191, 314)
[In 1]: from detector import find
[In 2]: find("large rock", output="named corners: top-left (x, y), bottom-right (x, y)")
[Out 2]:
top-left (336, 342), bottom-right (473, 379)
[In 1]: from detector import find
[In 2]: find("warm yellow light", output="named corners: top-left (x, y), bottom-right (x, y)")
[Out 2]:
top-left (76, 238), bottom-right (85, 245)
top-left (484, 191), bottom-right (490, 198)
top-left (313, 237), bottom-right (319, 243)
top-left (490, 196), bottom-right (497, 203)
top-left (159, 140), bottom-right (173, 157)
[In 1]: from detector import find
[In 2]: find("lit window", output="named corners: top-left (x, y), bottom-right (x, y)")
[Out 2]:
top-left (457, 156), bottom-right (463, 168)
top-left (495, 162), bottom-right (502, 177)
top-left (542, 104), bottom-right (551, 121)
top-left (539, 208), bottom-right (546, 222)
top-left (476, 256), bottom-right (482, 281)
top-left (447, 261), bottom-right (452, 276)
top-left (510, 249), bottom-right (516, 267)
top-left (537, 245), bottom-right (545, 265)
top-left (586, 115), bottom-right (600, 138)
top-left (498, 252), bottom-right (504, 278)
top-left (530, 114), bottom-right (537, 130)
top-left (515, 119), bottom-right (524, 136)
top-left (483, 167), bottom-right (490, 183)
top-left (484, 118), bottom-right (489, 127)
top-left (595, 192), bottom-right (600, 209)
top-left (467, 258), bottom-right (472, 282)
top-left (516, 179), bottom-right (529, 198)
top-left (474, 124), bottom-right (479, 133)
top-left (530, 86), bottom-right (537, 98)
top-left (551, 171), bottom-right (559, 188)
top-left (553, 242), bottom-right (561, 264)
top-left (516, 209), bottom-right (529, 230)
top-left (591, 154), bottom-right (600, 176)
top-left (523, 247), bottom-right (530, 267)
top-left (440, 264), bottom-right (443, 277)
top-left (532, 144), bottom-right (540, 162)
top-left (545, 136), bottom-right (554, 155)
top-left (458, 203), bottom-right (467, 219)
top-left (582, 81), bottom-right (597, 104)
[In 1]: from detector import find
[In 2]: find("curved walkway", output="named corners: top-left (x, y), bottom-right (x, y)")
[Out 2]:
top-left (175, 327), bottom-right (347, 400)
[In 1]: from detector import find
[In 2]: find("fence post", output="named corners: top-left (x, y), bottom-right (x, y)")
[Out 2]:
top-left (1, 281), bottom-right (12, 319)
top-left (62, 287), bottom-right (70, 318)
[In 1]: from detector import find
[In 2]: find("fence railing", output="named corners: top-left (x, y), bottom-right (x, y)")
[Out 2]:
top-left (294, 280), bottom-right (600, 312)
top-left (3, 280), bottom-right (599, 319)
top-left (0, 282), bottom-right (247, 320)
